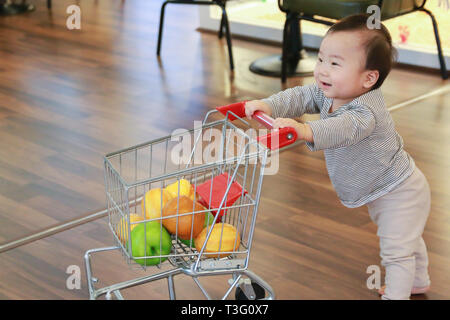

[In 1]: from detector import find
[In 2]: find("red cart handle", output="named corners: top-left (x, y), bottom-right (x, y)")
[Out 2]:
top-left (216, 101), bottom-right (297, 150)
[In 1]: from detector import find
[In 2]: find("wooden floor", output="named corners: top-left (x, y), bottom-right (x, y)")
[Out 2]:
top-left (0, 0), bottom-right (449, 300)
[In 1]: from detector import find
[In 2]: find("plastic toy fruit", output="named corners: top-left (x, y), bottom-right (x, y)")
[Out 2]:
top-left (165, 179), bottom-right (195, 200)
top-left (141, 188), bottom-right (172, 221)
top-left (117, 213), bottom-right (143, 244)
top-left (195, 223), bottom-right (240, 258)
top-left (128, 221), bottom-right (172, 266)
top-left (162, 196), bottom-right (206, 240)
top-left (179, 211), bottom-right (215, 247)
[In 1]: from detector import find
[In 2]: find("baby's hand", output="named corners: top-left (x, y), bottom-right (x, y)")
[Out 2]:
top-left (272, 118), bottom-right (300, 131)
top-left (272, 118), bottom-right (314, 143)
top-left (244, 100), bottom-right (272, 120)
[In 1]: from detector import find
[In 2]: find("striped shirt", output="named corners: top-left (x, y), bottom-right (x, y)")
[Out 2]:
top-left (262, 83), bottom-right (415, 208)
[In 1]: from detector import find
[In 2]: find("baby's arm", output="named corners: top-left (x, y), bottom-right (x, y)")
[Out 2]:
top-left (272, 106), bottom-right (375, 147)
top-left (244, 101), bottom-right (314, 142)
top-left (244, 84), bottom-right (321, 120)
top-left (272, 118), bottom-right (314, 143)
top-left (244, 100), bottom-right (273, 119)
top-left (262, 84), bottom-right (321, 118)
top-left (305, 105), bottom-right (376, 150)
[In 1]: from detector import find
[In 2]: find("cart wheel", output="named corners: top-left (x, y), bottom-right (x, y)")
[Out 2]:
top-left (235, 281), bottom-right (266, 300)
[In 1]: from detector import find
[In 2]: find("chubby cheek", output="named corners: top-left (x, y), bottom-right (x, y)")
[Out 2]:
top-left (329, 71), bottom-right (347, 90)
top-left (313, 68), bottom-right (320, 84)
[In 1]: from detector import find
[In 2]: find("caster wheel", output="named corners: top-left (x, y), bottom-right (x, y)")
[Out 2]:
top-left (235, 281), bottom-right (265, 300)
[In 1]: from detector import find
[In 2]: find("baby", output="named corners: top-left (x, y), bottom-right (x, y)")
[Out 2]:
top-left (245, 14), bottom-right (431, 300)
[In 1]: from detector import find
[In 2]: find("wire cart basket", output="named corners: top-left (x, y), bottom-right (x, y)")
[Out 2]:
top-left (83, 102), bottom-right (298, 300)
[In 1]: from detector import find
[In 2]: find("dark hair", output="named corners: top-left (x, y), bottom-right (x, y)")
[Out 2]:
top-left (326, 13), bottom-right (397, 90)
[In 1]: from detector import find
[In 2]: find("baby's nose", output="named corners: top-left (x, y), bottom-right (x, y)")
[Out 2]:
top-left (315, 64), bottom-right (327, 76)
top-left (318, 66), bottom-right (329, 76)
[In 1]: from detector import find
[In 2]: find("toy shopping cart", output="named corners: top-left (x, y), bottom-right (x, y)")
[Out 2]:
top-left (83, 101), bottom-right (297, 300)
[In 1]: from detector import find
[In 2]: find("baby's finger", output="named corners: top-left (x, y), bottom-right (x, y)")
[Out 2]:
top-left (274, 119), bottom-right (290, 130)
top-left (272, 119), bottom-right (281, 129)
top-left (244, 103), bottom-right (253, 120)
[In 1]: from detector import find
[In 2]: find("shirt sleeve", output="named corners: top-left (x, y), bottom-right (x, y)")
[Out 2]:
top-left (305, 105), bottom-right (376, 151)
top-left (261, 83), bottom-right (322, 118)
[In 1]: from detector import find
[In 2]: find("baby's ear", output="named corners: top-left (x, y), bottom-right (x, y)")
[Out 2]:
top-left (363, 70), bottom-right (379, 89)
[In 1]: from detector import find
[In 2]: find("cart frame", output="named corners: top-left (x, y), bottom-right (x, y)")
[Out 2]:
top-left (83, 108), bottom-right (277, 300)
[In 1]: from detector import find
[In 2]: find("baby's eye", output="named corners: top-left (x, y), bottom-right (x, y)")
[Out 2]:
top-left (331, 62), bottom-right (340, 66)
top-left (318, 57), bottom-right (323, 62)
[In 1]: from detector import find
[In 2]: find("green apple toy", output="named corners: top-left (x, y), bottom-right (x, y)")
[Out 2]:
top-left (128, 221), bottom-right (172, 266)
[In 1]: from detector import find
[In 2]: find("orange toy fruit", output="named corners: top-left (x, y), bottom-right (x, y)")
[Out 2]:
top-left (162, 196), bottom-right (206, 240)
top-left (195, 223), bottom-right (240, 258)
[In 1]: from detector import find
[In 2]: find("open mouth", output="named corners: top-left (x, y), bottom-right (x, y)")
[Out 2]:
top-left (321, 81), bottom-right (332, 87)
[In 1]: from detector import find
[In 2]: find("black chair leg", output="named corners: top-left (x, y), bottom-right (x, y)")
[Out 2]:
top-left (218, 11), bottom-right (225, 39)
top-left (217, 0), bottom-right (225, 39)
top-left (47, 0), bottom-right (51, 9)
top-left (281, 12), bottom-right (301, 83)
top-left (157, 0), bottom-right (171, 56)
top-left (281, 15), bottom-right (291, 83)
top-left (220, 6), bottom-right (234, 71)
top-left (420, 8), bottom-right (448, 80)
top-left (157, 0), bottom-right (234, 71)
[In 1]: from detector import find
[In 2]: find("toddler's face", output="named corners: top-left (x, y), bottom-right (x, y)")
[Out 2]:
top-left (314, 30), bottom-right (375, 103)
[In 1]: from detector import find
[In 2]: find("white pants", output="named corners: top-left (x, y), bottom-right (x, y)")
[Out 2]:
top-left (367, 166), bottom-right (431, 300)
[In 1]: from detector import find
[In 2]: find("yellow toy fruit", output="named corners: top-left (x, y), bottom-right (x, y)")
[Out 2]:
top-left (141, 188), bottom-right (172, 221)
top-left (117, 213), bottom-right (143, 244)
top-left (195, 223), bottom-right (240, 258)
top-left (164, 179), bottom-right (195, 200)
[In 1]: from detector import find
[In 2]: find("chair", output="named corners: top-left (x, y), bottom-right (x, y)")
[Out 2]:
top-left (0, 0), bottom-right (35, 15)
top-left (249, 0), bottom-right (448, 82)
top-left (157, 0), bottom-right (234, 71)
